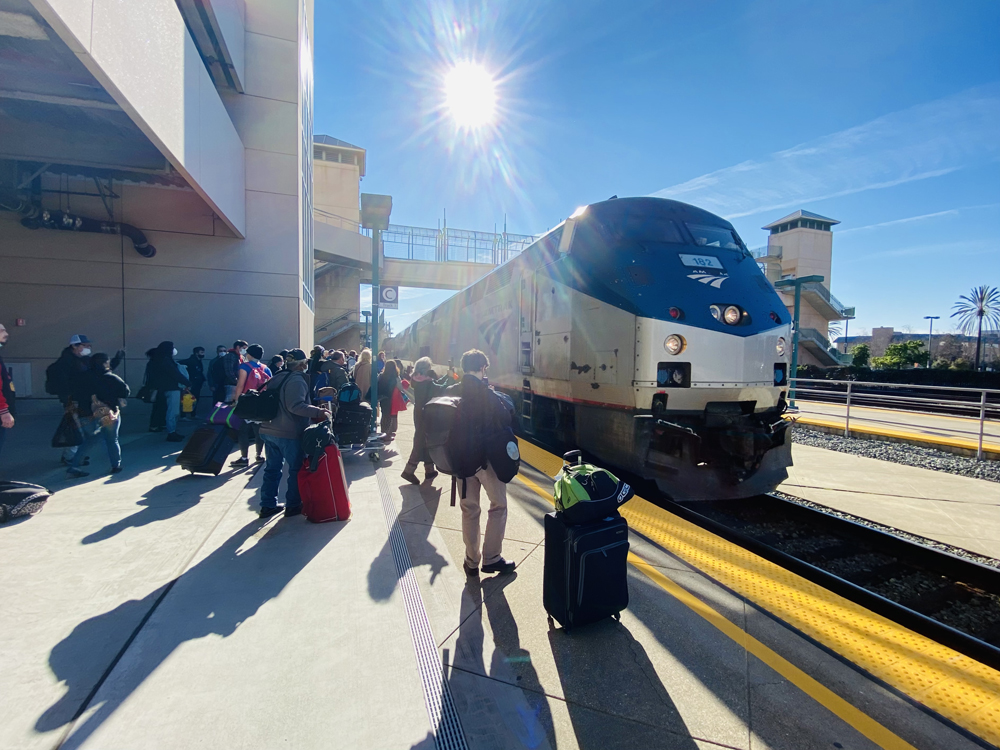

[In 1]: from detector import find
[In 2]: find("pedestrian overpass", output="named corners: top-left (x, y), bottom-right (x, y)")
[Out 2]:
top-left (312, 211), bottom-right (538, 346)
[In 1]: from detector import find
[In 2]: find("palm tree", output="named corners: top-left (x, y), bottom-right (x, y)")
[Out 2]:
top-left (951, 285), bottom-right (1000, 371)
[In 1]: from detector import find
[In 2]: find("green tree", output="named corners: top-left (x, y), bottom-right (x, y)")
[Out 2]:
top-left (851, 343), bottom-right (870, 368)
top-left (951, 285), bottom-right (1000, 371)
top-left (870, 340), bottom-right (927, 369)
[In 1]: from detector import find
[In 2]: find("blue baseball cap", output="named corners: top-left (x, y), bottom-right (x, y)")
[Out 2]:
top-left (69, 334), bottom-right (91, 345)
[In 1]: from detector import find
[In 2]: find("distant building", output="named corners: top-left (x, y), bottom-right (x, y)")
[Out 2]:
top-left (756, 210), bottom-right (854, 368)
top-left (871, 327), bottom-right (895, 358)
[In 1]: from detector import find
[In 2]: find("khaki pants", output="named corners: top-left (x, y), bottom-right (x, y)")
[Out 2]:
top-left (460, 463), bottom-right (508, 567)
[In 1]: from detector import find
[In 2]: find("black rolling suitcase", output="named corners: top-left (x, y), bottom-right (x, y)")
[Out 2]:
top-left (334, 402), bottom-right (372, 445)
top-left (543, 512), bottom-right (630, 630)
top-left (176, 425), bottom-right (235, 475)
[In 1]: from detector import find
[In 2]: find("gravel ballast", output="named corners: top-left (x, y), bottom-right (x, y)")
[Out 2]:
top-left (791, 425), bottom-right (1000, 483)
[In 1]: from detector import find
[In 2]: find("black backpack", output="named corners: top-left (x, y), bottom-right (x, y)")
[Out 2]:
top-left (483, 392), bottom-right (519, 483)
top-left (45, 359), bottom-right (68, 396)
top-left (423, 396), bottom-right (462, 476)
top-left (234, 371), bottom-right (296, 423)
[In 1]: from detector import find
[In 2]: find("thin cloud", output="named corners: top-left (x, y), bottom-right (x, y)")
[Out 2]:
top-left (838, 202), bottom-right (1000, 235)
top-left (652, 85), bottom-right (1000, 220)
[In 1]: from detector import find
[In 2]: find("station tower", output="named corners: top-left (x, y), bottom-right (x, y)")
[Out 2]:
top-left (758, 210), bottom-right (854, 367)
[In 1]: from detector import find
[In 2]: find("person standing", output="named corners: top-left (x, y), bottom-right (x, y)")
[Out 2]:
top-left (269, 354), bottom-right (285, 374)
top-left (0, 323), bottom-right (14, 462)
top-left (207, 345), bottom-right (228, 404)
top-left (377, 359), bottom-right (401, 440)
top-left (178, 347), bottom-right (207, 418)
top-left (400, 357), bottom-right (442, 485)
top-left (230, 344), bottom-right (271, 467)
top-left (257, 349), bottom-right (330, 519)
top-left (353, 349), bottom-right (373, 402)
top-left (347, 350), bottom-right (358, 372)
top-left (47, 334), bottom-right (124, 464)
top-left (66, 353), bottom-right (129, 477)
top-left (146, 341), bottom-right (189, 442)
top-left (448, 349), bottom-right (516, 577)
top-left (321, 350), bottom-right (350, 392)
top-left (220, 341), bottom-right (247, 404)
top-left (376, 351), bottom-right (386, 375)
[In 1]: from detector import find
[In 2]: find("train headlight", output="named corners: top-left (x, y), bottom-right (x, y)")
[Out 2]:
top-left (710, 305), bottom-right (722, 321)
top-left (664, 334), bottom-right (685, 355)
top-left (723, 305), bottom-right (741, 325)
top-left (776, 337), bottom-right (786, 356)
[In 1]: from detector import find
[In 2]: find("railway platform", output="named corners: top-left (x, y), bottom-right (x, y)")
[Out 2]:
top-left (793, 400), bottom-right (1000, 459)
top-left (2, 408), bottom-right (998, 749)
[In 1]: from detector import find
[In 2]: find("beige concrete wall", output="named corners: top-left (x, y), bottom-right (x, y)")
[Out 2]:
top-left (0, 0), bottom-right (313, 398)
top-left (314, 264), bottom-right (362, 347)
top-left (314, 160), bottom-right (360, 226)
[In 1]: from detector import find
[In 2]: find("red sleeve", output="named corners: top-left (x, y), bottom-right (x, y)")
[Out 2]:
top-left (0, 389), bottom-right (8, 415)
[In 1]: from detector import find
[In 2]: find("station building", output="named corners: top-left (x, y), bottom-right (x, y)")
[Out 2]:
top-left (756, 210), bottom-right (854, 367)
top-left (0, 0), bottom-right (315, 396)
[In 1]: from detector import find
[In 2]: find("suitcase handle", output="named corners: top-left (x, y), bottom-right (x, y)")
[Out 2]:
top-left (563, 450), bottom-right (582, 466)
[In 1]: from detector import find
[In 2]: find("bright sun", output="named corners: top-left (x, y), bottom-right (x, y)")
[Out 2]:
top-left (444, 62), bottom-right (497, 129)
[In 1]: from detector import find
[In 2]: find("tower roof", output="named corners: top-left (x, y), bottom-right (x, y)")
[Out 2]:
top-left (314, 135), bottom-right (364, 151)
top-left (762, 210), bottom-right (839, 230)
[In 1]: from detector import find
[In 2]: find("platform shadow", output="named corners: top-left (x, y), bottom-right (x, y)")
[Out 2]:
top-left (368, 483), bottom-right (449, 602)
top-left (37, 517), bottom-right (342, 747)
top-left (82, 474), bottom-right (230, 544)
top-left (446, 576), bottom-right (557, 749)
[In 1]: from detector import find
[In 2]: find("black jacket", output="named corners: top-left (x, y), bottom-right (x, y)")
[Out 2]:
top-left (73, 369), bottom-right (130, 417)
top-left (411, 373), bottom-right (446, 430)
top-left (146, 342), bottom-right (189, 392)
top-left (445, 374), bottom-right (512, 473)
top-left (51, 346), bottom-right (124, 400)
top-left (179, 354), bottom-right (206, 388)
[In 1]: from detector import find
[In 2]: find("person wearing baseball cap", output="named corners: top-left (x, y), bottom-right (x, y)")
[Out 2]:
top-left (256, 348), bottom-right (331, 519)
top-left (47, 334), bottom-right (125, 464)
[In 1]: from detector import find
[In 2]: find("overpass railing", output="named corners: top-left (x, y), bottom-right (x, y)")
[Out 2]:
top-left (789, 377), bottom-right (1000, 459)
top-left (379, 224), bottom-right (539, 265)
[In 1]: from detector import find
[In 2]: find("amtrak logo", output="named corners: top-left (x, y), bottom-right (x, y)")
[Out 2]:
top-left (479, 317), bottom-right (509, 352)
top-left (687, 272), bottom-right (728, 289)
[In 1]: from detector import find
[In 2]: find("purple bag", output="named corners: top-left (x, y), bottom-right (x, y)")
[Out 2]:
top-left (208, 403), bottom-right (244, 430)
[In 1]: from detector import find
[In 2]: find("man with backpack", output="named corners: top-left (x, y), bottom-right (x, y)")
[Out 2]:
top-left (321, 350), bottom-right (350, 392)
top-left (230, 344), bottom-right (271, 468)
top-left (257, 348), bottom-right (330, 519)
top-left (400, 357), bottom-right (443, 486)
top-left (446, 349), bottom-right (516, 577)
top-left (47, 334), bottom-right (124, 464)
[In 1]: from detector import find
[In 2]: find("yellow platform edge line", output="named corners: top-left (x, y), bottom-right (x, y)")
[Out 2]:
top-left (516, 440), bottom-right (1000, 746)
top-left (792, 414), bottom-right (1000, 454)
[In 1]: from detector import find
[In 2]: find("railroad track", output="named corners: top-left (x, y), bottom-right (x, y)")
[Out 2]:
top-left (665, 494), bottom-right (1000, 671)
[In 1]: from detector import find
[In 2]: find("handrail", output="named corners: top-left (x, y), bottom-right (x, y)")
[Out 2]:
top-left (790, 377), bottom-right (999, 459)
top-left (315, 310), bottom-right (355, 332)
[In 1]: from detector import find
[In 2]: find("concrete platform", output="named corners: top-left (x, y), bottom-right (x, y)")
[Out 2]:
top-left (781, 442), bottom-right (1000, 561)
top-left (1, 405), bottom-right (994, 749)
top-left (794, 400), bottom-right (1000, 458)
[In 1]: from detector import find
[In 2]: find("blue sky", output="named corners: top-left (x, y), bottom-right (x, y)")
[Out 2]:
top-left (315, 0), bottom-right (1000, 338)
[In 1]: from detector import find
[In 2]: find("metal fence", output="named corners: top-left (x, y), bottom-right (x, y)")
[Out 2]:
top-left (379, 224), bottom-right (539, 265)
top-left (790, 377), bottom-right (1000, 459)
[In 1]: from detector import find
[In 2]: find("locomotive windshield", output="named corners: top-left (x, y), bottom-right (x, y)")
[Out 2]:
top-left (685, 223), bottom-right (749, 254)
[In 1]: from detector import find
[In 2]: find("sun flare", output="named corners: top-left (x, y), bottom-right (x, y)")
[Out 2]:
top-left (444, 62), bottom-right (497, 129)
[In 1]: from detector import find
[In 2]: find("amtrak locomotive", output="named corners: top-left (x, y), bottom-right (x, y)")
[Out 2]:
top-left (388, 197), bottom-right (792, 501)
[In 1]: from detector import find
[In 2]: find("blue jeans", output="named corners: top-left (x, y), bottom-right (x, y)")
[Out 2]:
top-left (0, 425), bottom-right (6, 462)
top-left (260, 434), bottom-right (303, 510)
top-left (70, 415), bottom-right (121, 470)
top-left (165, 390), bottom-right (180, 434)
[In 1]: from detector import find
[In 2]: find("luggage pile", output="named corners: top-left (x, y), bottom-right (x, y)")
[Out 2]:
top-left (544, 450), bottom-right (635, 631)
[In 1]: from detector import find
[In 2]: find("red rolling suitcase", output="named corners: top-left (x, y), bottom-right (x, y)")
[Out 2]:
top-left (298, 445), bottom-right (351, 522)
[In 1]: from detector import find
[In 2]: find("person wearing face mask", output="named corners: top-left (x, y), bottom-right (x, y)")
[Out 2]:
top-left (146, 341), bottom-right (190, 442)
top-left (207, 345), bottom-right (228, 404)
top-left (46, 334), bottom-right (125, 464)
top-left (0, 324), bottom-right (14, 463)
top-left (220, 340), bottom-right (248, 404)
top-left (66, 353), bottom-right (130, 477)
top-left (178, 347), bottom-right (207, 419)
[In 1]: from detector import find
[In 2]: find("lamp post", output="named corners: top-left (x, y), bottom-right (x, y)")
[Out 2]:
top-left (361, 193), bottom-right (392, 434)
top-left (361, 310), bottom-right (372, 349)
top-left (924, 315), bottom-right (940, 367)
top-left (774, 275), bottom-right (824, 407)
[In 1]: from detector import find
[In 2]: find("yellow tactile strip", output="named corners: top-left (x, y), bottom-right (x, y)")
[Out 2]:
top-left (792, 414), bottom-right (1000, 456)
top-left (518, 440), bottom-right (1000, 746)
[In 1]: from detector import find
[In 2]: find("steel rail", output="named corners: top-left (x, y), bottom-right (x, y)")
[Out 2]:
top-left (664, 495), bottom-right (1000, 672)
